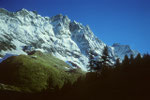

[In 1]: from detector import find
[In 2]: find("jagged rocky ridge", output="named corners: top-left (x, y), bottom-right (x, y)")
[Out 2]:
top-left (0, 8), bottom-right (138, 71)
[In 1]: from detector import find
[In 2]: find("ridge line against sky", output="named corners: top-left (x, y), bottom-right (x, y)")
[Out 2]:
top-left (0, 0), bottom-right (150, 53)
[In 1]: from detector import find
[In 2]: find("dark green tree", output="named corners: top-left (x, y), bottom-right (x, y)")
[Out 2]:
top-left (135, 53), bottom-right (142, 61)
top-left (134, 53), bottom-right (142, 65)
top-left (115, 58), bottom-right (121, 67)
top-left (142, 53), bottom-right (150, 66)
top-left (88, 46), bottom-right (112, 72)
top-left (129, 54), bottom-right (134, 64)
top-left (88, 50), bottom-right (97, 71)
top-left (113, 58), bottom-right (121, 72)
top-left (100, 46), bottom-right (112, 66)
top-left (122, 55), bottom-right (130, 66)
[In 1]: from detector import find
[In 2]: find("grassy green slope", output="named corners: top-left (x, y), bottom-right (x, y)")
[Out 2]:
top-left (0, 51), bottom-right (84, 93)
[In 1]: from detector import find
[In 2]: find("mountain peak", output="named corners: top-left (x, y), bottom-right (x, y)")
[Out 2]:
top-left (112, 43), bottom-right (121, 46)
top-left (51, 14), bottom-right (70, 22)
top-left (111, 43), bottom-right (138, 60)
top-left (16, 8), bottom-right (31, 16)
top-left (112, 43), bottom-right (129, 47)
top-left (112, 43), bottom-right (131, 51)
top-left (0, 8), bottom-right (8, 13)
top-left (70, 21), bottom-right (83, 32)
top-left (52, 14), bottom-right (63, 19)
top-left (0, 8), bottom-right (13, 16)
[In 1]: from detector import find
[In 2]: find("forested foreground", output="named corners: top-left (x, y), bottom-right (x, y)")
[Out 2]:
top-left (0, 53), bottom-right (150, 100)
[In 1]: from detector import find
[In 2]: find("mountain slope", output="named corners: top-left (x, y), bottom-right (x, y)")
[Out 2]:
top-left (0, 8), bottom-right (138, 71)
top-left (0, 51), bottom-right (83, 93)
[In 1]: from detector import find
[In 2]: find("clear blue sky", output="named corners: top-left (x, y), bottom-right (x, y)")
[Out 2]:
top-left (0, 0), bottom-right (150, 53)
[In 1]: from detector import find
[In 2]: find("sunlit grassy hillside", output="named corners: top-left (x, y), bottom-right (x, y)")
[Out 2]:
top-left (0, 51), bottom-right (84, 93)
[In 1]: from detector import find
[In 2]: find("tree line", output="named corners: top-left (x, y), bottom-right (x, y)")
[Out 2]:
top-left (0, 46), bottom-right (150, 100)
top-left (55, 47), bottom-right (150, 100)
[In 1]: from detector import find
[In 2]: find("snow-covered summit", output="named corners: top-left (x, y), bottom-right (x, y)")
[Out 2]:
top-left (0, 8), bottom-right (138, 71)
top-left (112, 43), bottom-right (139, 60)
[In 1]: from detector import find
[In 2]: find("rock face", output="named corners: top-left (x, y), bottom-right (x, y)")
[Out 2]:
top-left (0, 8), bottom-right (138, 71)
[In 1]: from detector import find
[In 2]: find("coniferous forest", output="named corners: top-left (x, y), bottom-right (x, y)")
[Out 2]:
top-left (0, 47), bottom-right (150, 100)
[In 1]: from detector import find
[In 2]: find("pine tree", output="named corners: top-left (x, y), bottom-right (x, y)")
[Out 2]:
top-left (88, 50), bottom-right (101, 71)
top-left (129, 54), bottom-right (134, 64)
top-left (115, 58), bottom-right (121, 67)
top-left (100, 46), bottom-right (112, 66)
top-left (122, 55), bottom-right (130, 66)
top-left (114, 58), bottom-right (121, 72)
top-left (88, 46), bottom-right (112, 72)
top-left (135, 53), bottom-right (142, 60)
top-left (142, 53), bottom-right (150, 66)
top-left (88, 50), bottom-right (95, 71)
top-left (134, 53), bottom-right (142, 65)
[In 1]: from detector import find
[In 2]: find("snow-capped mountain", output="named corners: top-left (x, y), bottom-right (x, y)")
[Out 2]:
top-left (111, 43), bottom-right (138, 60)
top-left (0, 8), bottom-right (138, 71)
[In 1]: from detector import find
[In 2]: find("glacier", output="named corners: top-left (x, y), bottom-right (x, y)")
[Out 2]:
top-left (0, 8), bottom-right (138, 71)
